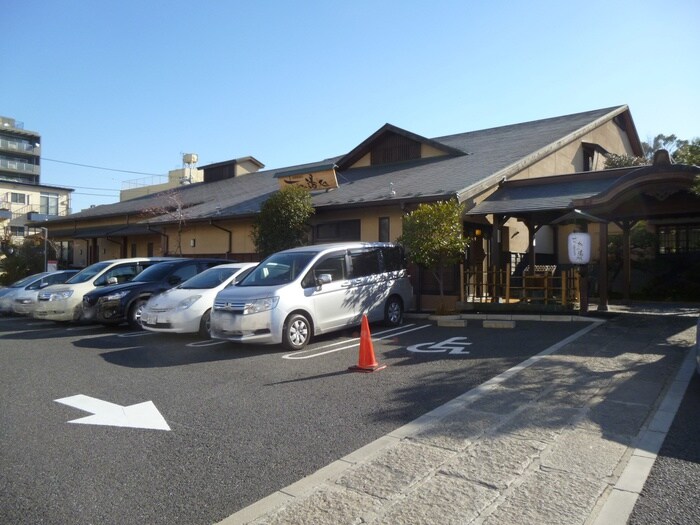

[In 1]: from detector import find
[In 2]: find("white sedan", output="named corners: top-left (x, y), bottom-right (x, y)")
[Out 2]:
top-left (141, 262), bottom-right (257, 337)
top-left (0, 270), bottom-right (79, 316)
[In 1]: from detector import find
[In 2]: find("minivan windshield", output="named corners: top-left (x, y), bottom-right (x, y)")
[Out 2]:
top-left (238, 252), bottom-right (315, 286)
top-left (65, 262), bottom-right (112, 284)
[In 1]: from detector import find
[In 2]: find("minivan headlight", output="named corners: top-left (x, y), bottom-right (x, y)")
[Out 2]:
top-left (243, 297), bottom-right (279, 315)
top-left (51, 290), bottom-right (74, 300)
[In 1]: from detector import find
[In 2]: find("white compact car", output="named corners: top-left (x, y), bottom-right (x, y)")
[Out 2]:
top-left (141, 262), bottom-right (257, 337)
top-left (0, 270), bottom-right (79, 315)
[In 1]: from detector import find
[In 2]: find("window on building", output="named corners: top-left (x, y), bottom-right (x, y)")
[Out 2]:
top-left (379, 217), bottom-right (390, 242)
top-left (370, 133), bottom-right (421, 166)
top-left (40, 192), bottom-right (59, 215)
top-left (9, 226), bottom-right (25, 237)
top-left (10, 192), bottom-right (26, 204)
top-left (147, 242), bottom-right (154, 257)
top-left (582, 143), bottom-right (608, 171)
top-left (658, 225), bottom-right (700, 254)
top-left (131, 243), bottom-right (137, 257)
top-left (314, 219), bottom-right (361, 242)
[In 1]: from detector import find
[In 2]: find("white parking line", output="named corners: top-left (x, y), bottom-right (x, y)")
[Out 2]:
top-left (66, 326), bottom-right (102, 332)
top-left (283, 324), bottom-right (431, 360)
top-left (187, 340), bottom-right (228, 348)
top-left (117, 331), bottom-right (156, 338)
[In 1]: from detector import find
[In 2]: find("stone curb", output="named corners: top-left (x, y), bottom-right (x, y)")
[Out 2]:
top-left (591, 350), bottom-right (697, 525)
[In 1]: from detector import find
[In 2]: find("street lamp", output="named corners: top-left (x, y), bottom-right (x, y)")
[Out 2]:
top-left (40, 227), bottom-right (48, 272)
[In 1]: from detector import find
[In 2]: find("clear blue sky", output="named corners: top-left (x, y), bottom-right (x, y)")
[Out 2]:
top-left (4, 0), bottom-right (699, 213)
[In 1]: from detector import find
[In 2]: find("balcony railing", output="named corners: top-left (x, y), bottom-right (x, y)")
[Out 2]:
top-left (0, 158), bottom-right (40, 175)
top-left (0, 138), bottom-right (40, 156)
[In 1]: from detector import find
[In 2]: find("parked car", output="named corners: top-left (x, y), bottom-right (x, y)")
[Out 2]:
top-left (33, 257), bottom-right (174, 322)
top-left (0, 270), bottom-right (79, 315)
top-left (695, 316), bottom-right (700, 376)
top-left (141, 262), bottom-right (258, 337)
top-left (82, 258), bottom-right (231, 328)
top-left (210, 242), bottom-right (413, 350)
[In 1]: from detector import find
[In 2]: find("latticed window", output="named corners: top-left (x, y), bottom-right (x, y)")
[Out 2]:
top-left (657, 225), bottom-right (700, 254)
top-left (370, 133), bottom-right (421, 165)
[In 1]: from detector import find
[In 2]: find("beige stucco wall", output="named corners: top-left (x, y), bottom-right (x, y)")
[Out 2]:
top-left (470, 118), bottom-right (637, 258)
top-left (512, 120), bottom-right (635, 181)
top-left (159, 219), bottom-right (256, 256)
top-left (312, 206), bottom-right (405, 242)
top-left (421, 144), bottom-right (447, 158)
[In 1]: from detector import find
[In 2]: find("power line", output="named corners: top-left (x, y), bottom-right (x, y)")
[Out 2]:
top-left (72, 191), bottom-right (120, 197)
top-left (70, 185), bottom-right (120, 192)
top-left (43, 157), bottom-right (166, 177)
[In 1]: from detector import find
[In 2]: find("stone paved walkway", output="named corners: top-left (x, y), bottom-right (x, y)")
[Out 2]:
top-left (221, 305), bottom-right (699, 525)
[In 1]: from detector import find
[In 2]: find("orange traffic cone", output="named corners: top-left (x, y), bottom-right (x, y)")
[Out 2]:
top-left (349, 315), bottom-right (387, 373)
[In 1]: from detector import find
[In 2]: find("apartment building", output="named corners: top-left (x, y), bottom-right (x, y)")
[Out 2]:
top-left (0, 116), bottom-right (73, 243)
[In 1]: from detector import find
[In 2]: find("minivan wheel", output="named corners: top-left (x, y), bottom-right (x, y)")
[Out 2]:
top-left (282, 313), bottom-right (311, 350)
top-left (128, 299), bottom-right (147, 329)
top-left (384, 296), bottom-right (403, 326)
top-left (198, 309), bottom-right (211, 338)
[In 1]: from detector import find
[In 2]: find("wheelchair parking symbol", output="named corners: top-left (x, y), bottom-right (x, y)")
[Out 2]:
top-left (407, 337), bottom-right (472, 355)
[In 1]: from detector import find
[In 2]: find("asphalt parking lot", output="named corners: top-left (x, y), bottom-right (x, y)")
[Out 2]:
top-left (0, 315), bottom-right (592, 525)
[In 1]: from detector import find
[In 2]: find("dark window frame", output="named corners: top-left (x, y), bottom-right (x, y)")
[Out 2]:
top-left (314, 219), bottom-right (361, 243)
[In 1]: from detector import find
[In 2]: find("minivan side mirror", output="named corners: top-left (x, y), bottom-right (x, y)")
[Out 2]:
top-left (107, 277), bottom-right (118, 285)
top-left (316, 274), bottom-right (332, 286)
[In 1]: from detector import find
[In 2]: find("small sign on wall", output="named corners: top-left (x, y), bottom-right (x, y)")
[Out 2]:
top-left (275, 164), bottom-right (339, 191)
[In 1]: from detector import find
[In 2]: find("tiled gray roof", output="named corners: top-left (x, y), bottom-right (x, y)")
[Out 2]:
top-left (467, 170), bottom-right (632, 215)
top-left (42, 106), bottom-right (630, 227)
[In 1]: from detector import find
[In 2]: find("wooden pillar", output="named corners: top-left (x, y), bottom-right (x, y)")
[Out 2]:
top-left (489, 215), bottom-right (502, 272)
top-left (490, 215), bottom-right (503, 299)
top-left (598, 221), bottom-right (608, 311)
top-left (524, 218), bottom-right (540, 276)
top-left (621, 221), bottom-right (632, 301)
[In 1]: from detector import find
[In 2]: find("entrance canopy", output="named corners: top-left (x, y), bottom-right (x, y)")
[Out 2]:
top-left (466, 152), bottom-right (700, 308)
top-left (468, 152), bottom-right (700, 226)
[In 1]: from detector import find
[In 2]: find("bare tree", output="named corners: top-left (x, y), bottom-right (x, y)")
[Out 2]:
top-left (142, 189), bottom-right (187, 255)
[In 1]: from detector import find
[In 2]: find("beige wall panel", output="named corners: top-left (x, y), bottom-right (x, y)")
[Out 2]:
top-left (511, 120), bottom-right (637, 181)
top-left (421, 144), bottom-right (448, 158)
top-left (314, 206), bottom-right (405, 242)
top-left (73, 241), bottom-right (88, 267)
top-left (234, 220), bottom-right (257, 253)
top-left (505, 218), bottom-right (530, 253)
top-left (350, 153), bottom-right (371, 169)
top-left (158, 220), bottom-right (258, 256)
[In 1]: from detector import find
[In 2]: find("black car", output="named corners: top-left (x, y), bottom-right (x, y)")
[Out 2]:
top-left (82, 258), bottom-right (230, 328)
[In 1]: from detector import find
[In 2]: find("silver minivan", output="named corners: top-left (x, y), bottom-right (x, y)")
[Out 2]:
top-left (210, 242), bottom-right (413, 350)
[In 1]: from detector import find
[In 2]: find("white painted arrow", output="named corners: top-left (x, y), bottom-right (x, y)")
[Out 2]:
top-left (55, 394), bottom-right (171, 431)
